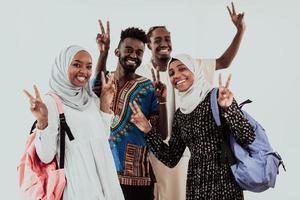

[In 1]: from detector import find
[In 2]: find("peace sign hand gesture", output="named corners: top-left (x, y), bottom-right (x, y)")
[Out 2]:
top-left (100, 72), bottom-right (116, 113)
top-left (151, 68), bottom-right (167, 103)
top-left (227, 2), bottom-right (246, 32)
top-left (218, 74), bottom-right (234, 108)
top-left (24, 85), bottom-right (48, 129)
top-left (130, 101), bottom-right (152, 134)
top-left (96, 19), bottom-right (110, 53)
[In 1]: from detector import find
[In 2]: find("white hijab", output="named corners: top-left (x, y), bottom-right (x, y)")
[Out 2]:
top-left (169, 54), bottom-right (212, 114)
top-left (49, 45), bottom-right (94, 111)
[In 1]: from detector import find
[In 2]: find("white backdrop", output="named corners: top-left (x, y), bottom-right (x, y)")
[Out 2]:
top-left (1, 0), bottom-right (299, 199)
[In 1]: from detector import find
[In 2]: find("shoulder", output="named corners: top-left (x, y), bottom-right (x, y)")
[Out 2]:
top-left (136, 62), bottom-right (153, 78)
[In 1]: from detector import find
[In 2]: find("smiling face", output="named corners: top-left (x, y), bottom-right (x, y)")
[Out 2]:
top-left (68, 50), bottom-right (92, 87)
top-left (115, 37), bottom-right (145, 73)
top-left (168, 60), bottom-right (194, 92)
top-left (148, 27), bottom-right (172, 62)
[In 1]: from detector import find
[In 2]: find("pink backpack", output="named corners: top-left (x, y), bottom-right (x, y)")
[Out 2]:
top-left (18, 93), bottom-right (74, 200)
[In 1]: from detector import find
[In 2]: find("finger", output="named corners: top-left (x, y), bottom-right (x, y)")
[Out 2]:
top-left (133, 100), bottom-right (142, 114)
top-left (107, 21), bottom-right (110, 36)
top-left (98, 19), bottom-right (105, 34)
top-left (227, 5), bottom-right (232, 16)
top-left (33, 85), bottom-right (42, 100)
top-left (23, 89), bottom-right (34, 100)
top-left (101, 71), bottom-right (106, 86)
top-left (225, 74), bottom-right (232, 89)
top-left (151, 68), bottom-right (157, 82)
top-left (107, 73), bottom-right (114, 85)
top-left (156, 69), bottom-right (160, 82)
top-left (129, 102), bottom-right (137, 114)
top-left (231, 2), bottom-right (236, 15)
top-left (218, 73), bottom-right (223, 88)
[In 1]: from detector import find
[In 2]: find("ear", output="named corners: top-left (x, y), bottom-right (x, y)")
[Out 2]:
top-left (147, 42), bottom-right (152, 50)
top-left (115, 48), bottom-right (120, 57)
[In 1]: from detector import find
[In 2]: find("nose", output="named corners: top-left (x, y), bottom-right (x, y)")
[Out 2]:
top-left (79, 67), bottom-right (89, 74)
top-left (160, 39), bottom-right (169, 47)
top-left (130, 51), bottom-right (137, 59)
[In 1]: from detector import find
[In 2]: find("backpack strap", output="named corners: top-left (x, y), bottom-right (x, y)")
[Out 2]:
top-left (47, 93), bottom-right (74, 169)
top-left (210, 88), bottom-right (236, 166)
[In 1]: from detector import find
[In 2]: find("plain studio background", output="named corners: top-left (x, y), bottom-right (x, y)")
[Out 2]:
top-left (0, 0), bottom-right (299, 199)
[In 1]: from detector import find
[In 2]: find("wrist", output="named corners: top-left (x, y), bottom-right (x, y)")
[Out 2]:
top-left (100, 48), bottom-right (110, 54)
top-left (144, 121), bottom-right (152, 134)
top-left (159, 97), bottom-right (167, 103)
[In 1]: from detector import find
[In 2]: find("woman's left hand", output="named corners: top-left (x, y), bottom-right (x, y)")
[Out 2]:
top-left (130, 101), bottom-right (152, 134)
top-left (218, 74), bottom-right (233, 108)
top-left (100, 72), bottom-right (116, 113)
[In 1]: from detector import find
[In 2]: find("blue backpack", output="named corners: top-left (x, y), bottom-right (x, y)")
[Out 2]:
top-left (210, 88), bottom-right (285, 192)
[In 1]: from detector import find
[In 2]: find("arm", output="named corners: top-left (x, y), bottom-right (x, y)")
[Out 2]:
top-left (130, 101), bottom-right (185, 168)
top-left (218, 74), bottom-right (255, 147)
top-left (146, 114), bottom-right (186, 168)
top-left (93, 20), bottom-right (110, 97)
top-left (216, 2), bottom-right (246, 70)
top-left (24, 86), bottom-right (59, 164)
top-left (152, 68), bottom-right (168, 140)
top-left (220, 99), bottom-right (255, 147)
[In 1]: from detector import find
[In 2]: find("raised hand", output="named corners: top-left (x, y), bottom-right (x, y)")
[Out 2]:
top-left (227, 2), bottom-right (245, 32)
top-left (130, 101), bottom-right (152, 133)
top-left (24, 85), bottom-right (48, 129)
top-left (96, 19), bottom-right (110, 53)
top-left (218, 74), bottom-right (234, 108)
top-left (100, 71), bottom-right (116, 113)
top-left (151, 68), bottom-right (167, 102)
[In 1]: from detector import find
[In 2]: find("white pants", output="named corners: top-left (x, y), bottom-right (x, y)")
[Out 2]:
top-left (150, 148), bottom-right (190, 200)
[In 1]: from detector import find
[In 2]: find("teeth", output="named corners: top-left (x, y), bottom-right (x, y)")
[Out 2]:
top-left (176, 80), bottom-right (185, 85)
top-left (77, 77), bottom-right (86, 82)
top-left (160, 49), bottom-right (169, 53)
top-left (127, 60), bottom-right (136, 64)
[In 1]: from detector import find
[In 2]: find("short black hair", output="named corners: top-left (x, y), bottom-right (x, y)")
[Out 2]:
top-left (146, 26), bottom-right (169, 43)
top-left (118, 27), bottom-right (147, 48)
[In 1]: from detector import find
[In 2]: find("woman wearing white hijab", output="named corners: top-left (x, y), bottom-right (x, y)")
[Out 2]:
top-left (24, 45), bottom-right (124, 200)
top-left (130, 54), bottom-right (255, 200)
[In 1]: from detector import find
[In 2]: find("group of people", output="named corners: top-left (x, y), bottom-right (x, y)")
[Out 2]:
top-left (24, 3), bottom-right (255, 200)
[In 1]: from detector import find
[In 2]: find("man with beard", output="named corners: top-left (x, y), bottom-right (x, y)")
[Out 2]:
top-left (93, 22), bottom-right (167, 200)
top-left (135, 3), bottom-right (246, 200)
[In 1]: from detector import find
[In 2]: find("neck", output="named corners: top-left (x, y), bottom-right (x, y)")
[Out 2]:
top-left (151, 57), bottom-right (170, 72)
top-left (115, 64), bottom-right (137, 84)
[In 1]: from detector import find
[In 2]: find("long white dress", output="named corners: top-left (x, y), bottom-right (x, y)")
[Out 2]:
top-left (34, 95), bottom-right (124, 200)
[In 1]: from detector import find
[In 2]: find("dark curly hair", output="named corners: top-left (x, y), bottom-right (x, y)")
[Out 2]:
top-left (118, 27), bottom-right (147, 47)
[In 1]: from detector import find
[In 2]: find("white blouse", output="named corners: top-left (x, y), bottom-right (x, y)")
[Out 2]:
top-left (34, 95), bottom-right (124, 200)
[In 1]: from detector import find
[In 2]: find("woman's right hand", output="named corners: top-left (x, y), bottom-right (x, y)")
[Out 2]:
top-left (24, 85), bottom-right (48, 129)
top-left (130, 101), bottom-right (152, 134)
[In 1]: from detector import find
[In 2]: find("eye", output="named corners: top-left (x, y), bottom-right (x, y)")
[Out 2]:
top-left (72, 63), bottom-right (80, 68)
top-left (168, 70), bottom-right (174, 77)
top-left (125, 48), bottom-right (133, 54)
top-left (86, 65), bottom-right (92, 70)
top-left (136, 50), bottom-right (144, 57)
top-left (154, 39), bottom-right (161, 44)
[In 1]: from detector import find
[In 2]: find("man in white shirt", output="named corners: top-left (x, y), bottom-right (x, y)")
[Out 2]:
top-left (135, 3), bottom-right (246, 200)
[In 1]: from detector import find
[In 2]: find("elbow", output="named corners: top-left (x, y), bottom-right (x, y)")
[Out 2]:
top-left (216, 57), bottom-right (231, 70)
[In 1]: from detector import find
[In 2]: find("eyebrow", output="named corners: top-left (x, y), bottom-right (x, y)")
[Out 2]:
top-left (125, 46), bottom-right (144, 52)
top-left (73, 60), bottom-right (92, 65)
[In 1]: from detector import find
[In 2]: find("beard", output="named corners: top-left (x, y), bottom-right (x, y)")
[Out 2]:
top-left (119, 56), bottom-right (141, 73)
top-left (155, 47), bottom-right (172, 62)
